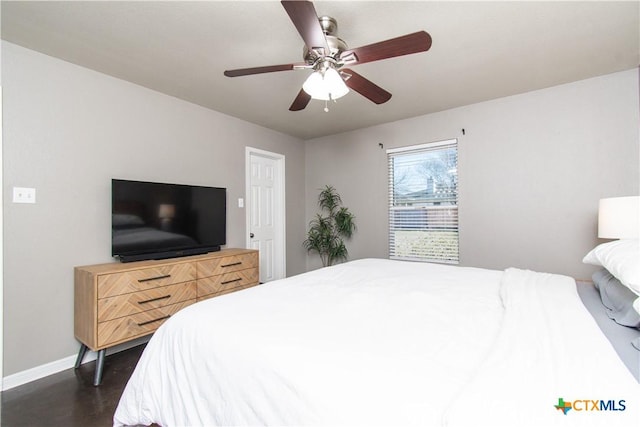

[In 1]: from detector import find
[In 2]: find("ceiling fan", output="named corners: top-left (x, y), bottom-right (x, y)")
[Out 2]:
top-left (224, 0), bottom-right (432, 112)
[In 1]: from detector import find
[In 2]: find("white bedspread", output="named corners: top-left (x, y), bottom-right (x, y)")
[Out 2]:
top-left (113, 259), bottom-right (639, 427)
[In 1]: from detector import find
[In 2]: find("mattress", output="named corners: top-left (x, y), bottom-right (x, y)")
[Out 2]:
top-left (114, 259), bottom-right (639, 427)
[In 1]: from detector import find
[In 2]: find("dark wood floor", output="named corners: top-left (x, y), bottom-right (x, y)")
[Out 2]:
top-left (1, 344), bottom-right (146, 427)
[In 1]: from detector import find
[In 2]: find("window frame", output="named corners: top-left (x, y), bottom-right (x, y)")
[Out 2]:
top-left (387, 138), bottom-right (459, 264)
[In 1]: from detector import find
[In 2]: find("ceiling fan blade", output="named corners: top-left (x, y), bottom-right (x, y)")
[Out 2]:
top-left (289, 89), bottom-right (312, 111)
top-left (340, 31), bottom-right (432, 66)
top-left (224, 63), bottom-right (299, 77)
top-left (341, 69), bottom-right (391, 104)
top-left (281, 0), bottom-right (329, 55)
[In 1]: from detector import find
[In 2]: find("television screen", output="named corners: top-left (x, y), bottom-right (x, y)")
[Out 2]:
top-left (112, 179), bottom-right (226, 262)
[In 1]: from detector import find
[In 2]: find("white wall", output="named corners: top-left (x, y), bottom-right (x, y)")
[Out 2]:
top-left (305, 69), bottom-right (639, 277)
top-left (1, 41), bottom-right (307, 376)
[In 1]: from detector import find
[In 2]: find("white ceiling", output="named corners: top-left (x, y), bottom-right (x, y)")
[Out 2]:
top-left (2, 1), bottom-right (638, 140)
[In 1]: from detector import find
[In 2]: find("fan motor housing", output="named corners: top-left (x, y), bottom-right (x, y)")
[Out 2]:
top-left (303, 16), bottom-right (348, 63)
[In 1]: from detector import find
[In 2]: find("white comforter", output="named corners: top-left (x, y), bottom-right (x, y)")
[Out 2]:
top-left (114, 259), bottom-right (639, 427)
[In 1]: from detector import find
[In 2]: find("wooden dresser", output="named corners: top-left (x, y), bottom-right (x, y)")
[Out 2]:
top-left (74, 248), bottom-right (259, 385)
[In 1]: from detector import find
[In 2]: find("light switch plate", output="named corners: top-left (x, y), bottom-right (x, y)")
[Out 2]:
top-left (238, 198), bottom-right (244, 208)
top-left (13, 187), bottom-right (36, 204)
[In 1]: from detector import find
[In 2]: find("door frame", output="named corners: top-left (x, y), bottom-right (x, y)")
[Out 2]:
top-left (0, 86), bottom-right (4, 388)
top-left (245, 147), bottom-right (286, 281)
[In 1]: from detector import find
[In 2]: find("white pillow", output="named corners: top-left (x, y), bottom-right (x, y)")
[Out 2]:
top-left (634, 297), bottom-right (640, 316)
top-left (583, 239), bottom-right (640, 294)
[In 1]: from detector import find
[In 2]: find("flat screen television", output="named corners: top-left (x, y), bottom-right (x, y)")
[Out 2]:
top-left (112, 179), bottom-right (226, 262)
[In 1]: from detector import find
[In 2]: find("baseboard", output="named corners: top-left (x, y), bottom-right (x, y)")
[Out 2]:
top-left (1, 337), bottom-right (149, 391)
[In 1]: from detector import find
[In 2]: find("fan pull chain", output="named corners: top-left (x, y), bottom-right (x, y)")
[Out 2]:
top-left (324, 100), bottom-right (329, 112)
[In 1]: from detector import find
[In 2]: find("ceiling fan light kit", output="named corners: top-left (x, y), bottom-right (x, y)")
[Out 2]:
top-left (224, 0), bottom-right (432, 112)
top-left (302, 66), bottom-right (349, 101)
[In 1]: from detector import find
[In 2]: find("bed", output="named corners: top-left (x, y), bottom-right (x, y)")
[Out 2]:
top-left (113, 258), bottom-right (639, 427)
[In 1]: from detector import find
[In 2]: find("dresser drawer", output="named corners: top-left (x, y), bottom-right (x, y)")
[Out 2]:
top-left (196, 283), bottom-right (256, 303)
top-left (97, 263), bottom-right (196, 298)
top-left (196, 252), bottom-right (258, 278)
top-left (197, 269), bottom-right (259, 297)
top-left (97, 300), bottom-right (194, 347)
top-left (98, 282), bottom-right (196, 322)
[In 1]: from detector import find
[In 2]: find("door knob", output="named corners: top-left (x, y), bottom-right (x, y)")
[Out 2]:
top-left (250, 233), bottom-right (255, 238)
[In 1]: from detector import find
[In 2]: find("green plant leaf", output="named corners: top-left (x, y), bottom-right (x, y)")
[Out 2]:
top-left (318, 185), bottom-right (342, 214)
top-left (304, 186), bottom-right (356, 267)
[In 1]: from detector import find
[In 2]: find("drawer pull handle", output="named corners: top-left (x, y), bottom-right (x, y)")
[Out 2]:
top-left (137, 315), bottom-right (170, 327)
top-left (138, 295), bottom-right (171, 305)
top-left (221, 262), bottom-right (242, 268)
top-left (221, 277), bottom-right (242, 285)
top-left (138, 274), bottom-right (171, 283)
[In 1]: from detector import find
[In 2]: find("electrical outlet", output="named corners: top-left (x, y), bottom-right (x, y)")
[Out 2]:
top-left (13, 187), bottom-right (36, 204)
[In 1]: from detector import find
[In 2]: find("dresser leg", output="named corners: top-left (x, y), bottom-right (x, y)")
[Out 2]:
top-left (93, 349), bottom-right (106, 386)
top-left (74, 344), bottom-right (88, 369)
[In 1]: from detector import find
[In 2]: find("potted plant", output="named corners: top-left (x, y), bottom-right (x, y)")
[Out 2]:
top-left (303, 185), bottom-right (356, 267)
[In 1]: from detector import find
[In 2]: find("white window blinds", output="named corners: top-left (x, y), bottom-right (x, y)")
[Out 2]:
top-left (387, 139), bottom-right (459, 263)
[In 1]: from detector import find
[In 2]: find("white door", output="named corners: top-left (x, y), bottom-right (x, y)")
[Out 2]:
top-left (246, 148), bottom-right (285, 282)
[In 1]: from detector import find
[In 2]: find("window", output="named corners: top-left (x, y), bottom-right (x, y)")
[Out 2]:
top-left (387, 139), bottom-right (458, 263)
